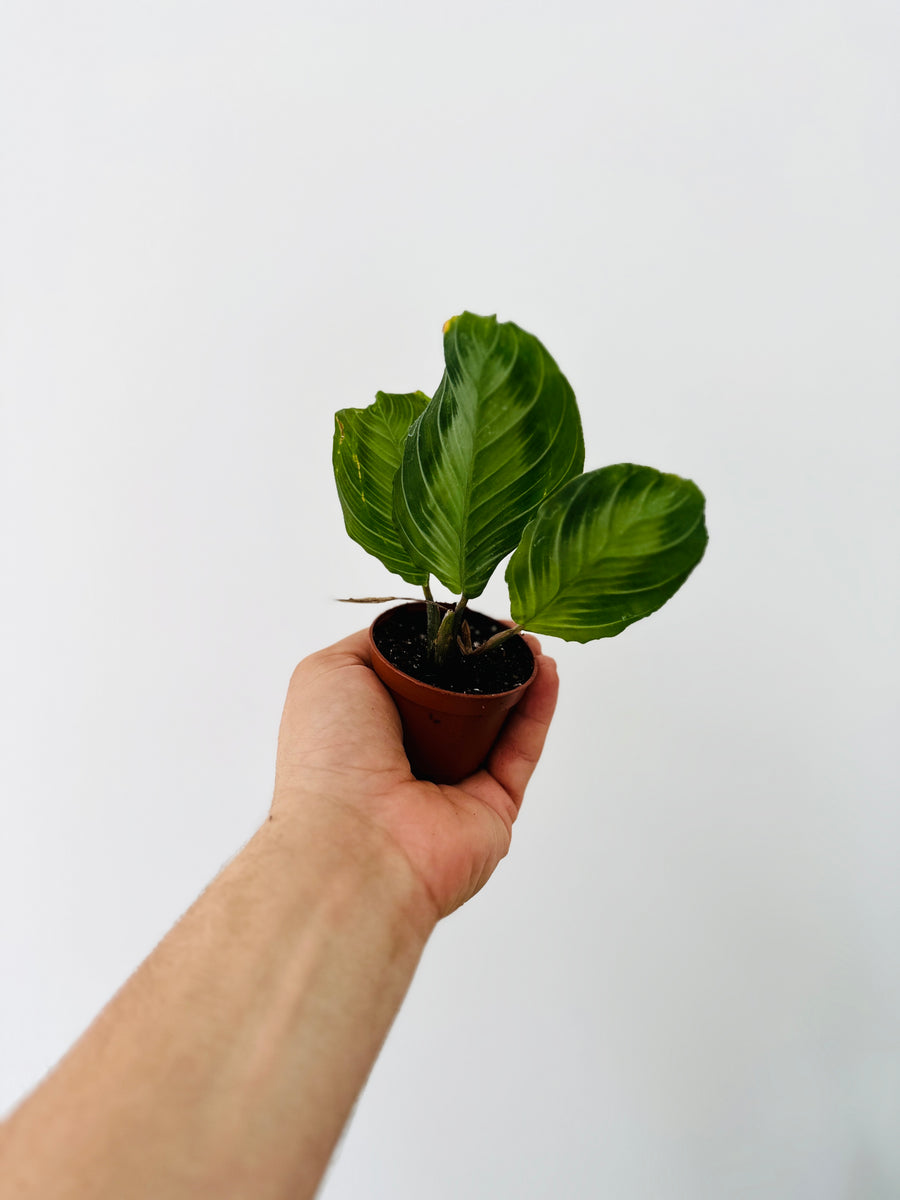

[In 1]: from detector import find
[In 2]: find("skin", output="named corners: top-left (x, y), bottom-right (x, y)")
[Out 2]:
top-left (0, 628), bottom-right (558, 1200)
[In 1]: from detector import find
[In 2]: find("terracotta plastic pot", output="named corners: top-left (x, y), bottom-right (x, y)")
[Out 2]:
top-left (368, 602), bottom-right (537, 785)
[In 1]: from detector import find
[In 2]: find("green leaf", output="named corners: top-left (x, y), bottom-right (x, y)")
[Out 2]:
top-left (333, 391), bottom-right (430, 585)
top-left (506, 464), bottom-right (708, 642)
top-left (392, 312), bottom-right (585, 598)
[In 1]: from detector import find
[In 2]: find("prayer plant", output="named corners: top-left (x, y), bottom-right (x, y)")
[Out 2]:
top-left (333, 312), bottom-right (708, 670)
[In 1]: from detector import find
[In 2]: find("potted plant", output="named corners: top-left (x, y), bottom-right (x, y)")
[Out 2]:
top-left (333, 311), bottom-right (708, 783)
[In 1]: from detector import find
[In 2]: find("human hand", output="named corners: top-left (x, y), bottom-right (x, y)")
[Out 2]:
top-left (270, 626), bottom-right (559, 921)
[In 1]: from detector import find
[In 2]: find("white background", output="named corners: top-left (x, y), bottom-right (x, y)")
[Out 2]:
top-left (2, 2), bottom-right (899, 1196)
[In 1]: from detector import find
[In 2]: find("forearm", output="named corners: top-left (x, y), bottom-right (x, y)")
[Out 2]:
top-left (1, 803), bottom-right (436, 1200)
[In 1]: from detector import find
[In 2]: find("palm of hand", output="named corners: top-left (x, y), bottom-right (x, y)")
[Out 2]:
top-left (271, 628), bottom-right (558, 919)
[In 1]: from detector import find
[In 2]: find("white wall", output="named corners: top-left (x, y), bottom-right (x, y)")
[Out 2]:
top-left (2, 2), bottom-right (898, 1196)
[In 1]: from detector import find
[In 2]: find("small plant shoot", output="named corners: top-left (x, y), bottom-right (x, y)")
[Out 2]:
top-left (333, 312), bottom-right (707, 673)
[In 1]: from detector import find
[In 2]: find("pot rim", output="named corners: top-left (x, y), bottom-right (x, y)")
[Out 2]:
top-left (368, 601), bottom-right (537, 702)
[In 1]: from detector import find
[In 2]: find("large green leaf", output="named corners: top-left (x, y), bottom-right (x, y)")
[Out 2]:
top-left (392, 312), bottom-right (585, 598)
top-left (333, 391), bottom-right (430, 585)
top-left (507, 463), bottom-right (708, 641)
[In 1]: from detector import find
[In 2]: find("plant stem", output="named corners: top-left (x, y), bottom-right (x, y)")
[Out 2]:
top-left (423, 582), bottom-right (441, 645)
top-left (433, 596), bottom-right (468, 667)
top-left (464, 623), bottom-right (525, 657)
top-left (336, 595), bottom-right (414, 603)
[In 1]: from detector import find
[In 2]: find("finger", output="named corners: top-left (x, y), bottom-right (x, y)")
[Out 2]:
top-left (298, 627), bottom-right (373, 677)
top-left (327, 626), bottom-right (373, 661)
top-left (521, 632), bottom-right (544, 658)
top-left (486, 654), bottom-right (559, 810)
top-left (286, 628), bottom-right (378, 705)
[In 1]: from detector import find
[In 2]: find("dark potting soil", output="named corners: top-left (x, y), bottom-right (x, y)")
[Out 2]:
top-left (373, 606), bottom-right (535, 694)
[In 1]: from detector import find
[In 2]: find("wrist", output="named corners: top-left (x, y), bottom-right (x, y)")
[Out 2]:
top-left (262, 794), bottom-right (439, 947)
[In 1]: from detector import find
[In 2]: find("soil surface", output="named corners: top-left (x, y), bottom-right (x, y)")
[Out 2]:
top-left (373, 605), bottom-right (535, 694)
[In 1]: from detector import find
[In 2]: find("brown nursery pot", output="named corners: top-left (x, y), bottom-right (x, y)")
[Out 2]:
top-left (368, 602), bottom-right (537, 785)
